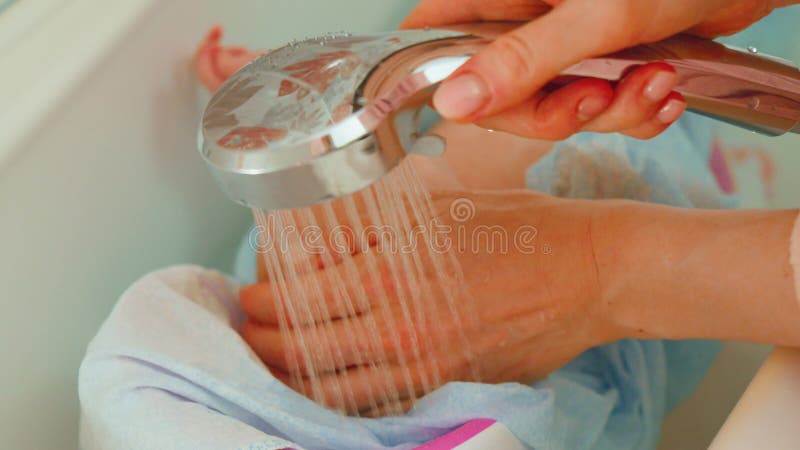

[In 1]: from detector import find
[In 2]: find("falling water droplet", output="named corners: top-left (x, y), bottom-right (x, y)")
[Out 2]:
top-left (747, 46), bottom-right (758, 54)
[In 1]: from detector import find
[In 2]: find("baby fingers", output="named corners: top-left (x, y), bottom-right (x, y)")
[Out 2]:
top-left (242, 319), bottom-right (386, 373)
top-left (240, 272), bottom-right (376, 326)
top-left (283, 362), bottom-right (429, 414)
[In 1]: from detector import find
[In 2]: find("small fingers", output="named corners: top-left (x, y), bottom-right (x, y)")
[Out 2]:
top-left (243, 320), bottom-right (368, 374)
top-left (242, 297), bottom-right (438, 375)
top-left (243, 319), bottom-right (425, 412)
top-left (289, 363), bottom-right (428, 414)
top-left (242, 308), bottom-right (400, 373)
top-left (360, 397), bottom-right (416, 418)
top-left (194, 25), bottom-right (261, 93)
top-left (194, 26), bottom-right (225, 92)
top-left (243, 248), bottom-right (404, 327)
top-left (242, 321), bottom-right (288, 369)
top-left (240, 268), bottom-right (375, 326)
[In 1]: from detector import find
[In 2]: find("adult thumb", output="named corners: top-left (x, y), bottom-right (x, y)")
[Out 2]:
top-left (432, 0), bottom-right (641, 121)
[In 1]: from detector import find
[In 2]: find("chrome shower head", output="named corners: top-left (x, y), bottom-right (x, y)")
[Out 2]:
top-left (198, 23), bottom-right (800, 211)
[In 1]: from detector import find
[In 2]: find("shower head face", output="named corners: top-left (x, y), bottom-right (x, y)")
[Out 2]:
top-left (199, 29), bottom-right (465, 210)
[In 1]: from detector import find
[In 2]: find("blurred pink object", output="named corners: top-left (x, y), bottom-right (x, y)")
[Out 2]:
top-left (195, 26), bottom-right (262, 92)
top-left (709, 138), bottom-right (735, 194)
top-left (709, 136), bottom-right (776, 202)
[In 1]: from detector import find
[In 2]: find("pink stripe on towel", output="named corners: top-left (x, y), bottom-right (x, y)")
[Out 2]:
top-left (792, 213), bottom-right (800, 309)
top-left (414, 419), bottom-right (496, 450)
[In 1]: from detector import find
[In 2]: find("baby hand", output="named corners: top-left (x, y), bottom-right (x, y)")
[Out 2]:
top-left (195, 26), bottom-right (262, 92)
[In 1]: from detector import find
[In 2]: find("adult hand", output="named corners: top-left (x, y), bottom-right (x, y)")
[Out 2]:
top-left (401, 0), bottom-right (792, 139)
top-left (239, 188), bottom-right (800, 415)
top-left (239, 190), bottom-right (618, 414)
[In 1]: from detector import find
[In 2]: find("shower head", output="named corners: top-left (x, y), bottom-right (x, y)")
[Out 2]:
top-left (198, 22), bottom-right (800, 211)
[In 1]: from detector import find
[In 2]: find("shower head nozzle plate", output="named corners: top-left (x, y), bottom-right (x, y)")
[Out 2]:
top-left (198, 29), bottom-right (465, 210)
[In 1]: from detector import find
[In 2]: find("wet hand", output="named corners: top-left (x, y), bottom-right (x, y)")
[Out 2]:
top-left (239, 190), bottom-right (620, 415)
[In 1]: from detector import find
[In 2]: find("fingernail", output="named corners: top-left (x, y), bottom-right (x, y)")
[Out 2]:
top-left (657, 98), bottom-right (687, 123)
top-left (577, 95), bottom-right (610, 121)
top-left (433, 73), bottom-right (491, 119)
top-left (644, 71), bottom-right (678, 102)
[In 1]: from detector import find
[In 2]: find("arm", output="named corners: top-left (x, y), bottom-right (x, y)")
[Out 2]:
top-left (595, 202), bottom-right (800, 345)
top-left (241, 190), bottom-right (800, 409)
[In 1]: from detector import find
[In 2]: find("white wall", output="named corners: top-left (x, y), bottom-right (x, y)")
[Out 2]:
top-left (0, 1), bottom-right (413, 448)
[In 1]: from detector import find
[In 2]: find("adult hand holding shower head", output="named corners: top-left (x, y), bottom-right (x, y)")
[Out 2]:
top-left (198, 22), bottom-right (800, 211)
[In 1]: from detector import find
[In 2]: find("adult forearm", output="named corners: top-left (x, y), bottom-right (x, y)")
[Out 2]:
top-left (594, 201), bottom-right (800, 345)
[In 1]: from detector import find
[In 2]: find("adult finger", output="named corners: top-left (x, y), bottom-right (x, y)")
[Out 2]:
top-left (399, 0), bottom-right (552, 29)
top-left (620, 92), bottom-right (687, 139)
top-left (583, 62), bottom-right (679, 133)
top-left (475, 77), bottom-right (614, 140)
top-left (431, 0), bottom-right (687, 121)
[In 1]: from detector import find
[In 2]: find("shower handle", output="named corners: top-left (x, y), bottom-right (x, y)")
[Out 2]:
top-left (362, 23), bottom-right (800, 138)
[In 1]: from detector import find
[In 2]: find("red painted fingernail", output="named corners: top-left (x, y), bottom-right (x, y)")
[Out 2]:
top-left (577, 95), bottom-right (610, 121)
top-left (644, 71), bottom-right (678, 102)
top-left (657, 98), bottom-right (687, 123)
